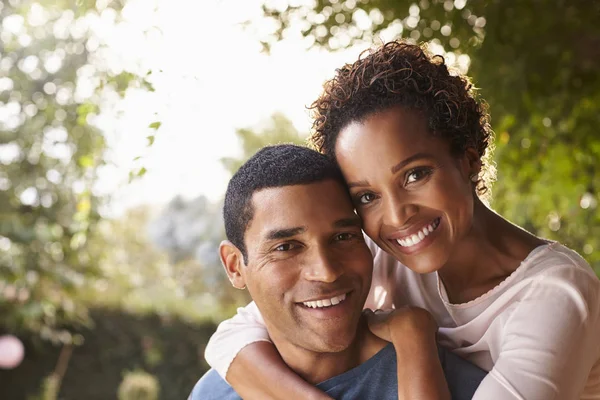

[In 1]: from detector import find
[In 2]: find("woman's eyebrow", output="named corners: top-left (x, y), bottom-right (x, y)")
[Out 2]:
top-left (347, 180), bottom-right (369, 189)
top-left (391, 153), bottom-right (435, 174)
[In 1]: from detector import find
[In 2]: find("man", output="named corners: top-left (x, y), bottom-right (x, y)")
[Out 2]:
top-left (190, 144), bottom-right (486, 399)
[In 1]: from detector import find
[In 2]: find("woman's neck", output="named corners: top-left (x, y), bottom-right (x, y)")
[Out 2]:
top-left (438, 198), bottom-right (546, 304)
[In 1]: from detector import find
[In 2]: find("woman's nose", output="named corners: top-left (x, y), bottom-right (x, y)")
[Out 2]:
top-left (382, 195), bottom-right (418, 228)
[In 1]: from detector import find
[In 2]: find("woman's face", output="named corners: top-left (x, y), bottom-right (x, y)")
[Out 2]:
top-left (335, 106), bottom-right (478, 274)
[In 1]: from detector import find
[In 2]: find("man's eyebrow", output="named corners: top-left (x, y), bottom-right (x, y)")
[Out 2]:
top-left (333, 216), bottom-right (362, 229)
top-left (265, 227), bottom-right (306, 241)
top-left (391, 153), bottom-right (435, 174)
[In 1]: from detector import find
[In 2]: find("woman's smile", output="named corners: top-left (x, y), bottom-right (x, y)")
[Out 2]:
top-left (388, 217), bottom-right (441, 254)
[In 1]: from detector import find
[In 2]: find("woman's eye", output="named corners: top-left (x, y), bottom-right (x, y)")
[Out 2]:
top-left (358, 193), bottom-right (376, 204)
top-left (406, 168), bottom-right (431, 184)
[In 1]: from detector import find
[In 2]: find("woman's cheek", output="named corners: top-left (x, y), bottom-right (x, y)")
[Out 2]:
top-left (359, 210), bottom-right (379, 242)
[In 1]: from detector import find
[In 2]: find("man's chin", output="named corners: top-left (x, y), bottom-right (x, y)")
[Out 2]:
top-left (309, 337), bottom-right (354, 354)
top-left (307, 325), bottom-right (359, 353)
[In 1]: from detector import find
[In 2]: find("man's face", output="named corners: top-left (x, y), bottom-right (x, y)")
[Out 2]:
top-left (240, 180), bottom-right (373, 354)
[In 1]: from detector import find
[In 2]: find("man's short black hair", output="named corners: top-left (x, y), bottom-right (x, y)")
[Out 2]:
top-left (223, 144), bottom-right (347, 261)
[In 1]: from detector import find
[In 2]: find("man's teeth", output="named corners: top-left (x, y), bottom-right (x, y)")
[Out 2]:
top-left (303, 293), bottom-right (347, 309)
top-left (396, 218), bottom-right (440, 247)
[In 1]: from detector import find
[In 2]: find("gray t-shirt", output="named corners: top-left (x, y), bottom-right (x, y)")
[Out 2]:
top-left (189, 344), bottom-right (487, 400)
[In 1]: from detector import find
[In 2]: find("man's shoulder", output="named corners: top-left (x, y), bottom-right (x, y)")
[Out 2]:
top-left (188, 369), bottom-right (240, 400)
top-left (318, 343), bottom-right (398, 399)
top-left (438, 346), bottom-right (487, 400)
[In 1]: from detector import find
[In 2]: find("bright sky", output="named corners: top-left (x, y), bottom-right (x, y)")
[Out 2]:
top-left (94, 0), bottom-right (369, 216)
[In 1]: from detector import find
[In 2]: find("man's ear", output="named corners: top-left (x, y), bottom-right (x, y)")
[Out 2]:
top-left (219, 240), bottom-right (247, 290)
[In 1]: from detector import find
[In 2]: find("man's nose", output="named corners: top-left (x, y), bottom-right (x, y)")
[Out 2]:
top-left (302, 247), bottom-right (344, 283)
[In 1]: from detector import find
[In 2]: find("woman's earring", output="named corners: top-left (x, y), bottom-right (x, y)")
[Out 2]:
top-left (232, 283), bottom-right (246, 290)
top-left (470, 173), bottom-right (478, 182)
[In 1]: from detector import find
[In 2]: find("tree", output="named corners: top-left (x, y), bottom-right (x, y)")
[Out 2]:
top-left (0, 0), bottom-right (151, 341)
top-left (81, 206), bottom-right (226, 322)
top-left (256, 0), bottom-right (600, 273)
top-left (220, 112), bottom-right (307, 174)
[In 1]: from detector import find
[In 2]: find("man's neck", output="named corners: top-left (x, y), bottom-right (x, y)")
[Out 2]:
top-left (270, 318), bottom-right (389, 385)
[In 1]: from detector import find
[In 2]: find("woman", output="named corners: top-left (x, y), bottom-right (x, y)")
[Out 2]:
top-left (205, 41), bottom-right (600, 399)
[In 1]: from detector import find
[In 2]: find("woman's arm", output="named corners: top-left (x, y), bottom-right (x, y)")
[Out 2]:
top-left (227, 342), bottom-right (333, 400)
top-left (472, 266), bottom-right (600, 399)
top-left (204, 301), bottom-right (270, 378)
top-left (204, 301), bottom-right (332, 399)
top-left (368, 307), bottom-right (451, 400)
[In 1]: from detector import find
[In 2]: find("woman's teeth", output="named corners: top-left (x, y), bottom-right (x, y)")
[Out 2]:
top-left (303, 293), bottom-right (346, 309)
top-left (396, 218), bottom-right (440, 247)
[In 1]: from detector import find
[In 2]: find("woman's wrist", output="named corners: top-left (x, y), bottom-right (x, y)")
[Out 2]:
top-left (388, 307), bottom-right (437, 345)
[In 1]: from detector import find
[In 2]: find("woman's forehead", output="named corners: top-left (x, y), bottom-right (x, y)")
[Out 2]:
top-left (335, 108), bottom-right (449, 172)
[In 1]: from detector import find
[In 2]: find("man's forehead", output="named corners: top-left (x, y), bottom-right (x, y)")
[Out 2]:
top-left (247, 182), bottom-right (356, 237)
top-left (250, 181), bottom-right (348, 208)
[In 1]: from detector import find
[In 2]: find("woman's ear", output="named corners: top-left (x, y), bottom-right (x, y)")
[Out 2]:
top-left (462, 147), bottom-right (482, 182)
top-left (219, 240), bottom-right (247, 290)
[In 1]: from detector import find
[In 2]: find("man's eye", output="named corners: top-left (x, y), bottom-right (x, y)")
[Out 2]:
top-left (334, 232), bottom-right (355, 241)
top-left (274, 243), bottom-right (295, 252)
top-left (358, 193), bottom-right (376, 204)
top-left (406, 167), bottom-right (432, 184)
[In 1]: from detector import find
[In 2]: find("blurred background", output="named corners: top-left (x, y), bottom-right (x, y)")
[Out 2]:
top-left (0, 0), bottom-right (598, 398)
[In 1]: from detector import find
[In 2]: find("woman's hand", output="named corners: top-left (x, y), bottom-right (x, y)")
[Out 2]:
top-left (366, 307), bottom-right (449, 400)
top-left (365, 306), bottom-right (438, 343)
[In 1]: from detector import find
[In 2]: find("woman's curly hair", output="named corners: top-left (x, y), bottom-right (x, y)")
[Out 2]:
top-left (309, 40), bottom-right (496, 199)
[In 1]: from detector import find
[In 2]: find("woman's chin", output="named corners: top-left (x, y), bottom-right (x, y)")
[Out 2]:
top-left (386, 243), bottom-right (448, 274)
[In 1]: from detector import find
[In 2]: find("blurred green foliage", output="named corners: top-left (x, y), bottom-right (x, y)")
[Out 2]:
top-left (39, 374), bottom-right (60, 400)
top-left (84, 207), bottom-right (230, 323)
top-left (117, 369), bottom-right (160, 400)
top-left (221, 112), bottom-right (308, 174)
top-left (0, 0), bottom-right (151, 341)
top-left (1, 308), bottom-right (215, 400)
top-left (258, 0), bottom-right (600, 273)
top-left (145, 198), bottom-right (253, 320)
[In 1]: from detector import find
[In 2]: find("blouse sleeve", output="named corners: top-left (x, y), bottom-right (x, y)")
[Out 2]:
top-left (364, 237), bottom-right (398, 310)
top-left (472, 266), bottom-right (600, 400)
top-left (204, 301), bottom-right (271, 380)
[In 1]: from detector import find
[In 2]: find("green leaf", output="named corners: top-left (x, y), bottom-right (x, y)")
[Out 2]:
top-left (147, 135), bottom-right (155, 146)
top-left (148, 121), bottom-right (161, 130)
